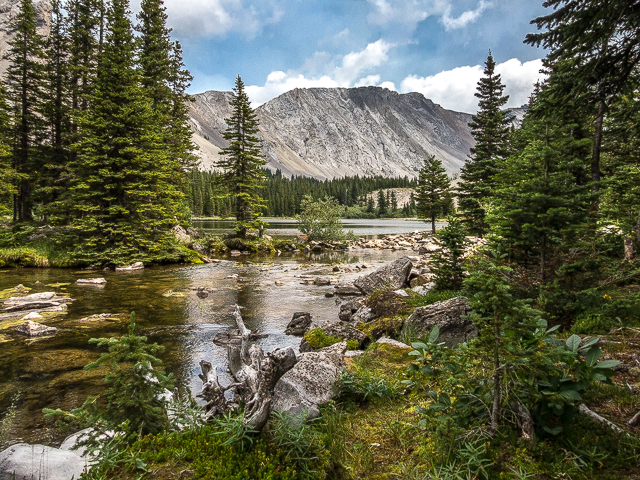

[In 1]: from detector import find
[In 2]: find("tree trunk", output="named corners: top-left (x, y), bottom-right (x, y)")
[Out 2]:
top-left (431, 214), bottom-right (436, 233)
top-left (636, 210), bottom-right (640, 245)
top-left (624, 236), bottom-right (634, 261)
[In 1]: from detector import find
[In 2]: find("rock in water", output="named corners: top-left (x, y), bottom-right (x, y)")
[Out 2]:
top-left (0, 443), bottom-right (87, 480)
top-left (402, 297), bottom-right (476, 347)
top-left (115, 262), bottom-right (144, 271)
top-left (272, 342), bottom-right (347, 421)
top-left (76, 278), bottom-right (106, 285)
top-left (15, 320), bottom-right (58, 337)
top-left (353, 257), bottom-right (413, 295)
top-left (285, 312), bottom-right (312, 336)
top-left (334, 282), bottom-right (363, 296)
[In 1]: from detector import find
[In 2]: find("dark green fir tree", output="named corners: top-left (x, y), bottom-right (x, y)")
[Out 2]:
top-left (61, 0), bottom-right (185, 264)
top-left (218, 75), bottom-right (267, 238)
top-left (377, 189), bottom-right (387, 217)
top-left (457, 52), bottom-right (511, 236)
top-left (4, 0), bottom-right (46, 222)
top-left (415, 156), bottom-right (451, 233)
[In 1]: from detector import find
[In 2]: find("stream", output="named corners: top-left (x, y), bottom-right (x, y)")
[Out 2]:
top-left (0, 230), bottom-right (422, 447)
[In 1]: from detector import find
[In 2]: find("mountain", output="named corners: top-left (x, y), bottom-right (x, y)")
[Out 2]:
top-left (0, 0), bottom-right (51, 77)
top-left (189, 86), bottom-right (475, 180)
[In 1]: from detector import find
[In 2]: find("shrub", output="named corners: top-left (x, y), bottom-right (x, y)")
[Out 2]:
top-left (296, 195), bottom-right (353, 242)
top-left (303, 328), bottom-right (358, 350)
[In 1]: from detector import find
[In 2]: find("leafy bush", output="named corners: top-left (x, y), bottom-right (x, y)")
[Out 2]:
top-left (296, 195), bottom-right (353, 242)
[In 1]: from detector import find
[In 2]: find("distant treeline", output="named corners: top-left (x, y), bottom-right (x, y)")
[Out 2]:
top-left (187, 169), bottom-right (418, 218)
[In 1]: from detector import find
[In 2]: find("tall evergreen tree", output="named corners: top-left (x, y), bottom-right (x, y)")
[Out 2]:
top-left (457, 52), bottom-right (511, 236)
top-left (415, 156), bottom-right (451, 233)
top-left (4, 0), bottom-right (46, 222)
top-left (61, 0), bottom-right (184, 264)
top-left (0, 83), bottom-right (15, 215)
top-left (218, 75), bottom-right (267, 238)
top-left (377, 189), bottom-right (387, 217)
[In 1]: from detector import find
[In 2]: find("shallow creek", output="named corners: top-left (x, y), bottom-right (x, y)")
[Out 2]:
top-left (0, 248), bottom-right (411, 446)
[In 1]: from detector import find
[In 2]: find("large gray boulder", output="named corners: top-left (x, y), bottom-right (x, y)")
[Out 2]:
top-left (285, 312), bottom-right (312, 336)
top-left (402, 297), bottom-right (476, 347)
top-left (0, 443), bottom-right (87, 480)
top-left (353, 257), bottom-right (413, 295)
top-left (338, 297), bottom-right (366, 321)
top-left (272, 342), bottom-right (346, 421)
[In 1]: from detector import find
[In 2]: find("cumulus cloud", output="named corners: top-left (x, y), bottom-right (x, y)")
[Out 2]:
top-left (245, 40), bottom-right (395, 106)
top-left (400, 58), bottom-right (545, 113)
top-left (367, 0), bottom-right (494, 31)
top-left (163, 0), bottom-right (284, 38)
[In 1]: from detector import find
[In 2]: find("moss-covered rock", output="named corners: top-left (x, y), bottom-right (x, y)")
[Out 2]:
top-left (357, 316), bottom-right (404, 340)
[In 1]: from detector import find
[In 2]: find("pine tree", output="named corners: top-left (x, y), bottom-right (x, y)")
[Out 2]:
top-left (415, 156), bottom-right (451, 233)
top-left (4, 0), bottom-right (46, 222)
top-left (218, 75), bottom-right (267, 238)
top-left (457, 52), bottom-right (511, 236)
top-left (62, 0), bottom-right (185, 264)
top-left (377, 189), bottom-right (387, 217)
top-left (0, 83), bottom-right (15, 215)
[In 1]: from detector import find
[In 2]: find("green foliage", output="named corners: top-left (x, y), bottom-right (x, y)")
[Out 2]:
top-left (44, 312), bottom-right (174, 448)
top-left (212, 411), bottom-right (259, 453)
top-left (0, 393), bottom-right (20, 449)
top-left (457, 52), bottom-right (511, 236)
top-left (430, 217), bottom-right (468, 291)
top-left (0, 247), bottom-right (48, 267)
top-left (356, 316), bottom-right (404, 340)
top-left (217, 75), bottom-right (268, 237)
top-left (338, 369), bottom-right (400, 404)
top-left (83, 424), bottom-right (299, 480)
top-left (415, 156), bottom-right (451, 232)
top-left (404, 289), bottom-right (458, 309)
top-left (296, 195), bottom-right (352, 242)
top-left (267, 410), bottom-right (328, 479)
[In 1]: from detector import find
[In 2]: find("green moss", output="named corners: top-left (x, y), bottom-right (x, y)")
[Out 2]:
top-left (0, 247), bottom-right (49, 267)
top-left (357, 316), bottom-right (404, 340)
top-left (304, 328), bottom-right (359, 350)
top-left (404, 289), bottom-right (458, 309)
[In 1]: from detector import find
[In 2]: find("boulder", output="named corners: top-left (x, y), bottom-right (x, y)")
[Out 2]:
top-left (115, 261), bottom-right (144, 272)
top-left (4, 292), bottom-right (55, 304)
top-left (172, 225), bottom-right (191, 244)
top-left (412, 283), bottom-right (434, 296)
top-left (285, 312), bottom-right (312, 336)
top-left (0, 443), bottom-right (87, 480)
top-left (334, 282), bottom-right (363, 296)
top-left (351, 306), bottom-right (377, 324)
top-left (272, 342), bottom-right (346, 421)
top-left (353, 257), bottom-right (413, 295)
top-left (15, 320), bottom-right (58, 337)
top-left (338, 297), bottom-right (366, 321)
top-left (402, 297), bottom-right (476, 347)
top-left (315, 276), bottom-right (332, 286)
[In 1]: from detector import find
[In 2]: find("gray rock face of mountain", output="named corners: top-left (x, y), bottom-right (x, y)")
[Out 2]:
top-left (0, 0), bottom-right (51, 77)
top-left (190, 86), bottom-right (475, 179)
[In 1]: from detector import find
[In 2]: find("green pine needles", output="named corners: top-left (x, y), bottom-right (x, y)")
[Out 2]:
top-left (217, 75), bottom-right (268, 238)
top-left (415, 156), bottom-right (452, 233)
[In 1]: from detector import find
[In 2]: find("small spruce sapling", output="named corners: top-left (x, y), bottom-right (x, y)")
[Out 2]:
top-left (44, 312), bottom-right (174, 448)
top-left (431, 216), bottom-right (468, 291)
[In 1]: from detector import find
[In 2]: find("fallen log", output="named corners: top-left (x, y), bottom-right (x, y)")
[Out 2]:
top-left (627, 410), bottom-right (640, 427)
top-left (579, 404), bottom-right (625, 435)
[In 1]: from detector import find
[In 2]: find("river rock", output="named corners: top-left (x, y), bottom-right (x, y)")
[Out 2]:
top-left (402, 297), bottom-right (476, 347)
top-left (15, 320), bottom-right (58, 337)
top-left (412, 283), bottom-right (434, 296)
top-left (315, 276), bottom-right (332, 286)
top-left (3, 301), bottom-right (62, 312)
top-left (5, 292), bottom-right (55, 304)
top-left (351, 306), bottom-right (376, 324)
top-left (272, 342), bottom-right (346, 421)
top-left (172, 225), bottom-right (191, 244)
top-left (115, 262), bottom-right (144, 272)
top-left (76, 278), bottom-right (106, 285)
top-left (353, 257), bottom-right (413, 295)
top-left (0, 443), bottom-right (87, 480)
top-left (338, 297), bottom-right (366, 321)
top-left (21, 312), bottom-right (42, 320)
top-left (334, 282), bottom-right (363, 296)
top-left (285, 312), bottom-right (312, 336)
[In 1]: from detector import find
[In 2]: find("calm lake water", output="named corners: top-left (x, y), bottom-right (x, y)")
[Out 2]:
top-left (193, 218), bottom-right (445, 237)
top-left (0, 234), bottom-right (422, 447)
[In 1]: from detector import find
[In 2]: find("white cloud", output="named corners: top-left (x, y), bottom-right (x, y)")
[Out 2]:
top-left (367, 0), bottom-right (493, 31)
top-left (163, 0), bottom-right (284, 38)
top-left (441, 0), bottom-right (492, 30)
top-left (400, 58), bottom-right (545, 113)
top-left (245, 40), bottom-right (395, 106)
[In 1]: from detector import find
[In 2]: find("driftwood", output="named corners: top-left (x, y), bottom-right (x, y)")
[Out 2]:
top-left (198, 305), bottom-right (297, 430)
top-left (627, 410), bottom-right (640, 427)
top-left (578, 404), bottom-right (625, 435)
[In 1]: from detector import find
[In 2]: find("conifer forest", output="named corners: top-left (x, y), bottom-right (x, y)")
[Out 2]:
top-left (0, 1), bottom-right (640, 480)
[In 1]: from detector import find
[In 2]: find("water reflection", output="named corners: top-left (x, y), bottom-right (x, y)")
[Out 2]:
top-left (0, 248), bottom-right (413, 446)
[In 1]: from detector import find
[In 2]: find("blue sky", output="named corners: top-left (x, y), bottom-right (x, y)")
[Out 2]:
top-left (158, 0), bottom-right (549, 113)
